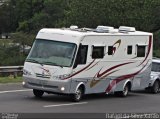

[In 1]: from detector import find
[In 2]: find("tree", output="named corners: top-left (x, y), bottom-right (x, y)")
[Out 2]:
top-left (11, 32), bottom-right (35, 46)
top-left (65, 0), bottom-right (160, 32)
top-left (0, 2), bottom-right (11, 33)
top-left (1, 0), bottom-right (160, 66)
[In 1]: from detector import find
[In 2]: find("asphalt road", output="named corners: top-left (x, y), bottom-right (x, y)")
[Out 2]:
top-left (0, 83), bottom-right (160, 114)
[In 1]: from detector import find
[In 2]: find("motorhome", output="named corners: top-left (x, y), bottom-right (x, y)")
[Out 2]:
top-left (23, 26), bottom-right (153, 101)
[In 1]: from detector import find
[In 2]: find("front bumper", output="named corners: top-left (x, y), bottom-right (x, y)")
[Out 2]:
top-left (23, 76), bottom-right (71, 94)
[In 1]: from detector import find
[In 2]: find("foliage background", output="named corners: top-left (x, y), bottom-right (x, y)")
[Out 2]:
top-left (0, 0), bottom-right (160, 66)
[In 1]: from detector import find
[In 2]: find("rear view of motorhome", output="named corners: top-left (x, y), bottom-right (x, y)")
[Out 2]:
top-left (23, 26), bottom-right (153, 101)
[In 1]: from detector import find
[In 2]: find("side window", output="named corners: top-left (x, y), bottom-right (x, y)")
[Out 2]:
top-left (76, 45), bottom-right (88, 64)
top-left (137, 46), bottom-right (146, 57)
top-left (127, 45), bottom-right (132, 55)
top-left (108, 46), bottom-right (113, 55)
top-left (92, 46), bottom-right (104, 59)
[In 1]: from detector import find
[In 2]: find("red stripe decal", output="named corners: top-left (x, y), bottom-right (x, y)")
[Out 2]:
top-left (90, 62), bottom-right (134, 88)
top-left (112, 39), bottom-right (121, 55)
top-left (97, 62), bottom-right (134, 78)
top-left (90, 70), bottom-right (119, 88)
top-left (63, 60), bottom-right (95, 80)
top-left (40, 67), bottom-right (49, 73)
top-left (85, 61), bottom-right (99, 71)
top-left (106, 62), bottom-right (148, 93)
top-left (113, 39), bottom-right (121, 49)
top-left (101, 70), bottom-right (119, 79)
top-left (138, 36), bottom-right (152, 66)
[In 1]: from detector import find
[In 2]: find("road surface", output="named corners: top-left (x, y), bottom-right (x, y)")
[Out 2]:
top-left (0, 83), bottom-right (160, 118)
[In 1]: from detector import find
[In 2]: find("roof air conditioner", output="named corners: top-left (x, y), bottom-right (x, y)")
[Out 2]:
top-left (119, 26), bottom-right (136, 32)
top-left (96, 26), bottom-right (114, 33)
top-left (70, 25), bottom-right (78, 29)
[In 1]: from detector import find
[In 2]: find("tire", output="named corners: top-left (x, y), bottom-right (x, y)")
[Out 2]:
top-left (72, 87), bottom-right (83, 102)
top-left (115, 84), bottom-right (129, 97)
top-left (151, 81), bottom-right (160, 94)
top-left (33, 89), bottom-right (44, 98)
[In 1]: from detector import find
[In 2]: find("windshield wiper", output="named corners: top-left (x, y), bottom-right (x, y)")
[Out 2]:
top-left (43, 61), bottom-right (63, 68)
top-left (26, 59), bottom-right (43, 65)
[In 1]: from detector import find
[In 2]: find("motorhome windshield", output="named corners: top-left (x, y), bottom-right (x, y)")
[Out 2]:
top-left (152, 62), bottom-right (160, 72)
top-left (26, 39), bottom-right (77, 67)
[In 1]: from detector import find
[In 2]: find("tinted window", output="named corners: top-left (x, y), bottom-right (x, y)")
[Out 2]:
top-left (137, 46), bottom-right (146, 57)
top-left (127, 46), bottom-right (132, 55)
top-left (92, 46), bottom-right (104, 59)
top-left (108, 46), bottom-right (113, 55)
top-left (152, 62), bottom-right (160, 72)
top-left (26, 39), bottom-right (76, 67)
top-left (75, 45), bottom-right (88, 65)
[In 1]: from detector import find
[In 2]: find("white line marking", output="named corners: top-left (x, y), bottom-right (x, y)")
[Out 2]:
top-left (44, 102), bottom-right (88, 108)
top-left (0, 89), bottom-right (32, 94)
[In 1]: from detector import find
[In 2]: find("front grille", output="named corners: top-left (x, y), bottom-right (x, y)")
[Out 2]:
top-left (28, 82), bottom-right (58, 89)
top-left (28, 82), bottom-right (42, 87)
top-left (43, 85), bottom-right (58, 89)
top-left (36, 73), bottom-right (51, 78)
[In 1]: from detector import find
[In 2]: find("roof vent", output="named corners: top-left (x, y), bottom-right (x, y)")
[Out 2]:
top-left (119, 26), bottom-right (136, 32)
top-left (96, 26), bottom-right (114, 33)
top-left (70, 25), bottom-right (78, 30)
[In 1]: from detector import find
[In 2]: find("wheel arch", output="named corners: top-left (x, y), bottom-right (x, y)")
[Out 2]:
top-left (75, 82), bottom-right (86, 94)
top-left (123, 79), bottom-right (132, 91)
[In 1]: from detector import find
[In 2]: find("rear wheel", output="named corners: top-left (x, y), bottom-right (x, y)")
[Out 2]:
top-left (33, 89), bottom-right (44, 98)
top-left (115, 84), bottom-right (129, 97)
top-left (151, 81), bottom-right (160, 94)
top-left (72, 87), bottom-right (83, 102)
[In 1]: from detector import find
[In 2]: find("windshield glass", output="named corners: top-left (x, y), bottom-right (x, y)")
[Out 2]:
top-left (26, 39), bottom-right (77, 67)
top-left (152, 62), bottom-right (160, 72)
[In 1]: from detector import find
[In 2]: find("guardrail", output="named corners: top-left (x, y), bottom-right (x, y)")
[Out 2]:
top-left (0, 66), bottom-right (23, 77)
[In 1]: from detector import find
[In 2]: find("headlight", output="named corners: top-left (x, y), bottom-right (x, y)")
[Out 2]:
top-left (150, 75), bottom-right (154, 78)
top-left (22, 81), bottom-right (26, 85)
top-left (23, 69), bottom-right (31, 75)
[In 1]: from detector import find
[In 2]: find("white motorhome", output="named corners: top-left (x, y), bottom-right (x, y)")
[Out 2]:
top-left (23, 26), bottom-right (153, 101)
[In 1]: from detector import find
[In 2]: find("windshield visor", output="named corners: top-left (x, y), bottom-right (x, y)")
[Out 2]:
top-left (26, 39), bottom-right (77, 67)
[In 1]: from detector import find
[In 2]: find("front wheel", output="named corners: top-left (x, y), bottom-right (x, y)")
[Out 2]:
top-left (151, 81), bottom-right (160, 94)
top-left (71, 87), bottom-right (83, 102)
top-left (33, 89), bottom-right (44, 98)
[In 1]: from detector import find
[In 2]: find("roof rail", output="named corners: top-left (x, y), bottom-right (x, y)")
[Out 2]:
top-left (69, 26), bottom-right (95, 32)
top-left (119, 26), bottom-right (136, 33)
top-left (81, 27), bottom-right (94, 31)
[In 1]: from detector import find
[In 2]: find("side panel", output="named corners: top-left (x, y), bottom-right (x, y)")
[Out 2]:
top-left (68, 35), bottom-right (152, 94)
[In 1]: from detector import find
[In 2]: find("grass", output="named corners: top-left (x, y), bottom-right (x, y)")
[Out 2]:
top-left (0, 76), bottom-right (23, 84)
top-left (0, 39), bottom-right (12, 45)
